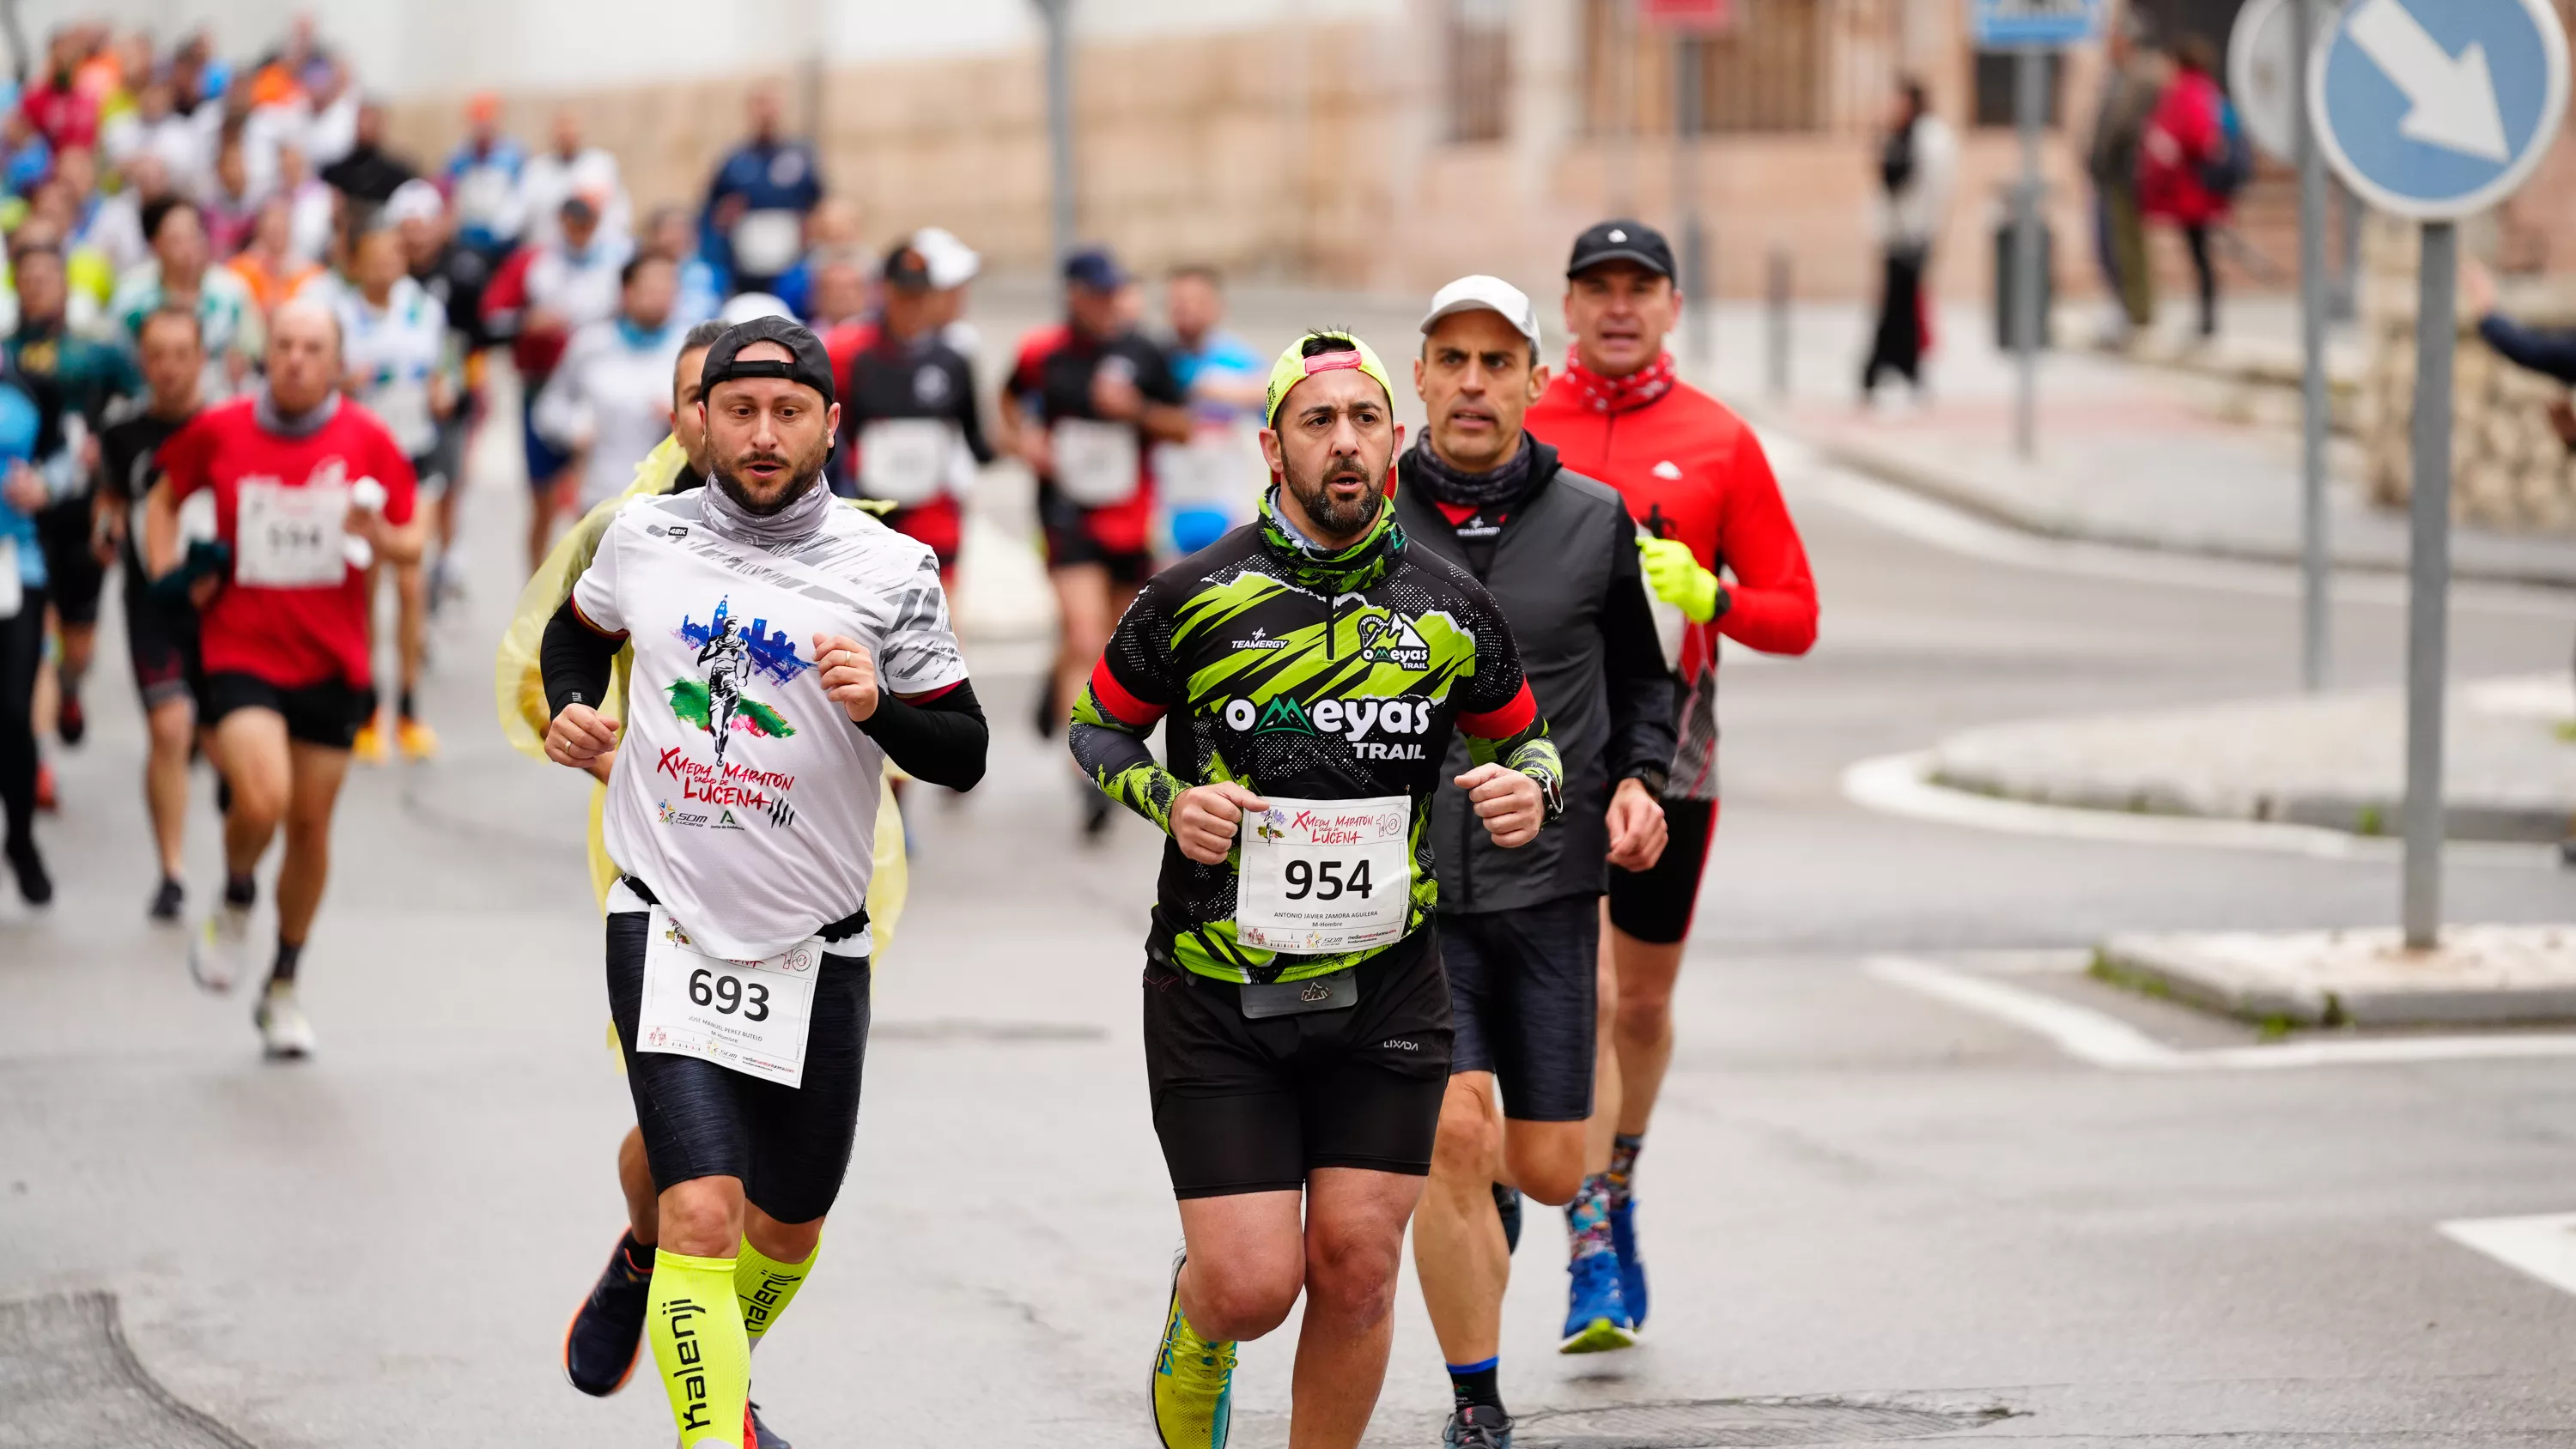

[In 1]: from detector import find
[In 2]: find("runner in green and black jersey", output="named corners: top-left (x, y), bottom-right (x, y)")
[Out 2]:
top-left (1071, 330), bottom-right (1563, 1449)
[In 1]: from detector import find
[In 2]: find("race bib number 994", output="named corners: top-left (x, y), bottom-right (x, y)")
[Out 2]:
top-left (1235, 794), bottom-right (1412, 955)
top-left (636, 906), bottom-right (821, 1088)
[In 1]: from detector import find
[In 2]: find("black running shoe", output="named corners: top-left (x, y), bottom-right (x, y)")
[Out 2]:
top-left (1493, 1183), bottom-right (1522, 1256)
top-left (1445, 1404), bottom-right (1514, 1449)
top-left (57, 692), bottom-right (84, 747)
top-left (149, 876), bottom-right (185, 922)
top-left (561, 1232), bottom-right (653, 1397)
top-left (7, 838), bottom-right (52, 906)
top-left (750, 1401), bottom-right (793, 1449)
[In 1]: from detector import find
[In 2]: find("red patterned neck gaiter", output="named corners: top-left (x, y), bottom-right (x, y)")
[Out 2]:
top-left (1561, 349), bottom-right (1678, 414)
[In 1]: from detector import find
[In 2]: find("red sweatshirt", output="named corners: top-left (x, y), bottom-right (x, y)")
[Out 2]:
top-left (1525, 375), bottom-right (1818, 798)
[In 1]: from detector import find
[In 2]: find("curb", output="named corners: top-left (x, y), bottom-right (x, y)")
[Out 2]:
top-left (1780, 422), bottom-right (2576, 594)
top-left (1925, 763), bottom-right (2576, 846)
top-left (2096, 931), bottom-right (2576, 1029)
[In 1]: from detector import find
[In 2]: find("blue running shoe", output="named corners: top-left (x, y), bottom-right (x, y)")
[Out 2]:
top-left (1607, 1198), bottom-right (1647, 1332)
top-left (1558, 1252), bottom-right (1636, 1354)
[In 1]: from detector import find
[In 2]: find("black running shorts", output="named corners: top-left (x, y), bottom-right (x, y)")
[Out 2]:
top-left (605, 906), bottom-right (872, 1227)
top-left (35, 500), bottom-right (104, 627)
top-left (200, 671), bottom-right (377, 750)
top-left (1442, 894), bottom-right (1600, 1122)
top-left (1036, 486), bottom-right (1153, 587)
top-left (122, 572), bottom-right (203, 712)
top-left (1607, 797), bottom-right (1716, 946)
top-left (1143, 927), bottom-right (1453, 1199)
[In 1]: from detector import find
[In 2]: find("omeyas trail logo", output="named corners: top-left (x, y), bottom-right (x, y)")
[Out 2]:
top-left (1255, 696), bottom-right (1315, 737)
top-left (668, 596), bottom-right (806, 770)
top-left (1355, 614), bottom-right (1430, 670)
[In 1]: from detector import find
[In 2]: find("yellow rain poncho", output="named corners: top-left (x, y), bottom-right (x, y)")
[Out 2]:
top-left (493, 436), bottom-right (910, 951)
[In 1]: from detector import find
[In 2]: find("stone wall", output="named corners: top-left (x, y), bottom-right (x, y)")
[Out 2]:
top-left (2358, 215), bottom-right (2576, 533)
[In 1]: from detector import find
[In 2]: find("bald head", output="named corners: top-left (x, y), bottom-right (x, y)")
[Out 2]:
top-left (267, 298), bottom-right (343, 415)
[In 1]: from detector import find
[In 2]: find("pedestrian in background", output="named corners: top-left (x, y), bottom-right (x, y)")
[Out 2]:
top-left (1860, 76), bottom-right (1953, 409)
top-left (2087, 10), bottom-right (2164, 346)
top-left (701, 90), bottom-right (823, 300)
top-left (2138, 33), bottom-right (2228, 342)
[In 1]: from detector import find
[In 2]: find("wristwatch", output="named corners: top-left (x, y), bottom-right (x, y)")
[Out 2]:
top-left (1625, 763), bottom-right (1670, 799)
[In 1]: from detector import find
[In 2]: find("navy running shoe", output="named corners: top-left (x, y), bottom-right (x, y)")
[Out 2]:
top-left (562, 1231), bottom-right (653, 1396)
top-left (750, 1400), bottom-right (793, 1449)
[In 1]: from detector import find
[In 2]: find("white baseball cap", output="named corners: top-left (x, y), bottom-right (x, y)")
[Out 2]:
top-left (720, 291), bottom-right (793, 325)
top-left (912, 227), bottom-right (981, 290)
top-left (384, 179), bottom-right (444, 227)
top-left (1419, 274), bottom-right (1542, 352)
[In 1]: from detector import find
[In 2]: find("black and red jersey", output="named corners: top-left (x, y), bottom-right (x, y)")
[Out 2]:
top-left (1006, 323), bottom-right (1183, 555)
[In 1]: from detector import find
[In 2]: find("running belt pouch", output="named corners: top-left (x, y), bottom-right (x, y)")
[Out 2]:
top-left (1238, 970), bottom-right (1358, 1020)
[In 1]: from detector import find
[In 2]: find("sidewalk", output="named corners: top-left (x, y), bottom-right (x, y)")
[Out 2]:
top-left (1928, 674), bottom-right (2576, 844)
top-left (1735, 298), bottom-right (2576, 590)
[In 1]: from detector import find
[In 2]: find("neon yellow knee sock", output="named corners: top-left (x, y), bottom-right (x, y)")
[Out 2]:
top-left (735, 1237), bottom-right (818, 1343)
top-left (649, 1249), bottom-right (749, 1446)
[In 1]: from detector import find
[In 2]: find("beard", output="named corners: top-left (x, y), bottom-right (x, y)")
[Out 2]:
top-left (711, 439), bottom-right (829, 516)
top-left (1281, 451), bottom-right (1385, 543)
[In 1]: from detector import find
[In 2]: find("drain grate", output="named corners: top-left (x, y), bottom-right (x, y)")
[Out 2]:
top-left (1516, 1397), bottom-right (2002, 1449)
top-left (0, 1291), bottom-right (252, 1447)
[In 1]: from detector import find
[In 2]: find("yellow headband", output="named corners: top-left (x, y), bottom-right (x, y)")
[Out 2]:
top-left (1264, 331), bottom-right (1397, 430)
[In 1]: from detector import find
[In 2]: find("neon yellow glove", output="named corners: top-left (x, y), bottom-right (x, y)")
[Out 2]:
top-left (1637, 537), bottom-right (1723, 624)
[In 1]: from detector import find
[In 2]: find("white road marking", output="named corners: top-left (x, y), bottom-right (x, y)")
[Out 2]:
top-left (1864, 955), bottom-right (2576, 1071)
top-left (2439, 1214), bottom-right (2576, 1297)
top-left (1839, 750), bottom-right (2563, 871)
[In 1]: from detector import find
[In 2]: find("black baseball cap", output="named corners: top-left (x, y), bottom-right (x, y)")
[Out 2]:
top-left (882, 241), bottom-right (932, 293)
top-left (1064, 246), bottom-right (1126, 293)
top-left (701, 316), bottom-right (838, 406)
top-left (1567, 219), bottom-right (1676, 281)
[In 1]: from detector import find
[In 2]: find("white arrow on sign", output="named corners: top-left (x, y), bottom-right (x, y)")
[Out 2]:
top-left (2348, 0), bottom-right (2512, 161)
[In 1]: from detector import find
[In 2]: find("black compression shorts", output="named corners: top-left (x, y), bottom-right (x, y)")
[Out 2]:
top-left (36, 500), bottom-right (104, 626)
top-left (1037, 486), bottom-right (1153, 587)
top-left (1143, 927), bottom-right (1453, 1199)
top-left (122, 571), bottom-right (202, 711)
top-left (1443, 894), bottom-right (1600, 1122)
top-left (1607, 797), bottom-right (1716, 946)
top-left (605, 906), bottom-right (872, 1226)
top-left (201, 672), bottom-right (377, 751)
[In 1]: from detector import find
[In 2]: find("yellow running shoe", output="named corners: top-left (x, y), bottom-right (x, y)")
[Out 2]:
top-left (1151, 1250), bottom-right (1235, 1449)
top-left (397, 716), bottom-right (440, 761)
top-left (350, 716), bottom-right (389, 765)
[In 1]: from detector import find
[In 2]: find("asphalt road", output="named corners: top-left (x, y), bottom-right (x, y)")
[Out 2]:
top-left (3, 304), bottom-right (2573, 1447)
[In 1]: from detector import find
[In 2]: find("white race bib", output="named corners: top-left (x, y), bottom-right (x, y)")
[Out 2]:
top-left (234, 480), bottom-right (349, 589)
top-left (636, 906), bottom-right (822, 1088)
top-left (1153, 425), bottom-right (1259, 509)
top-left (0, 537), bottom-right (20, 621)
top-left (732, 209), bottom-right (804, 276)
top-left (1052, 417), bottom-right (1141, 506)
top-left (1236, 794), bottom-right (1413, 954)
top-left (371, 384), bottom-right (434, 458)
top-left (859, 418), bottom-right (952, 506)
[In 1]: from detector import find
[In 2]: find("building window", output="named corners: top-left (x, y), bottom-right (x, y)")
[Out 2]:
top-left (1971, 50), bottom-right (2065, 129)
top-left (1448, 0), bottom-right (1514, 143)
top-left (1580, 0), bottom-right (1830, 138)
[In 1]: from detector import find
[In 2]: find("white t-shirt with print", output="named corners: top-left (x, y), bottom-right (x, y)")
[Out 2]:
top-left (573, 490), bottom-right (968, 960)
top-left (337, 276), bottom-right (450, 458)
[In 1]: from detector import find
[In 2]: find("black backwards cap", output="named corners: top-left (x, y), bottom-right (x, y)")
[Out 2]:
top-left (700, 316), bottom-right (838, 407)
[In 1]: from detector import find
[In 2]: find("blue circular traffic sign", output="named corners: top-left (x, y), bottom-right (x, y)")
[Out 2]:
top-left (2311, 0), bottom-right (2569, 220)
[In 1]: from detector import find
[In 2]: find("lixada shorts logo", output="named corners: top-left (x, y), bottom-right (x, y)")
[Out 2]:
top-left (1222, 693), bottom-right (1436, 760)
top-left (658, 798), bottom-right (711, 828)
top-left (1354, 614), bottom-right (1430, 670)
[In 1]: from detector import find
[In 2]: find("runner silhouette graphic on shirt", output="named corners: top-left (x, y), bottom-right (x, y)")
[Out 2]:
top-left (698, 615), bottom-right (751, 769)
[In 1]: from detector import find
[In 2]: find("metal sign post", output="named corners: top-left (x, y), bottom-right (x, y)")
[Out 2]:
top-left (1034, 0), bottom-right (1077, 268)
top-left (1971, 2), bottom-right (2101, 461)
top-left (1644, 0), bottom-right (1734, 367)
top-left (2311, 0), bottom-right (2570, 948)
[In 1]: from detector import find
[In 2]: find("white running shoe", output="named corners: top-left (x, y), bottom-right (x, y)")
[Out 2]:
top-left (255, 984), bottom-right (316, 1059)
top-left (190, 905), bottom-right (252, 994)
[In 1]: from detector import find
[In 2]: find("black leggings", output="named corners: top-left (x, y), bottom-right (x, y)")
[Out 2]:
top-left (2183, 223), bottom-right (2217, 336)
top-left (0, 585), bottom-right (46, 851)
top-left (1862, 247), bottom-right (1927, 394)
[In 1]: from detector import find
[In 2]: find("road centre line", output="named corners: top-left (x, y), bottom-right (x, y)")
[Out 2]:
top-left (1864, 955), bottom-right (2576, 1071)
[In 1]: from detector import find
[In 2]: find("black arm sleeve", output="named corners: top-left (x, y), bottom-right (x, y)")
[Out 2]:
top-left (956, 355), bottom-right (998, 466)
top-left (2479, 314), bottom-right (2576, 385)
top-left (1601, 525), bottom-right (1679, 787)
top-left (542, 597), bottom-right (623, 720)
top-left (855, 678), bottom-right (989, 791)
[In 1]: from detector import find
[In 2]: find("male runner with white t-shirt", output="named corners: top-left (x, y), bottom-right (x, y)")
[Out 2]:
top-left (541, 317), bottom-right (987, 1444)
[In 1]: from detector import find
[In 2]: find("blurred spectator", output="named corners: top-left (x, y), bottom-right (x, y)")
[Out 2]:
top-left (22, 29), bottom-right (100, 152)
top-left (275, 144), bottom-right (337, 264)
top-left (482, 193), bottom-right (632, 571)
top-left (109, 197), bottom-right (261, 399)
top-left (301, 61), bottom-right (360, 170)
top-left (641, 205), bottom-right (721, 326)
top-left (442, 94), bottom-right (526, 259)
top-left (533, 251), bottom-right (685, 514)
top-left (201, 126), bottom-right (261, 260)
top-left (2138, 34), bottom-right (2228, 340)
top-left (100, 77), bottom-right (206, 195)
top-left (85, 149), bottom-right (161, 282)
top-left (2463, 259), bottom-right (2576, 449)
top-left (55, 146), bottom-right (139, 278)
top-left (775, 196), bottom-right (860, 320)
top-left (2, 111), bottom-right (53, 197)
top-left (1157, 264), bottom-right (1264, 555)
top-left (1861, 76), bottom-right (1953, 406)
top-left (227, 195), bottom-right (329, 316)
top-left (519, 111), bottom-right (625, 250)
top-left (701, 89), bottom-right (822, 297)
top-left (165, 33), bottom-right (224, 118)
top-left (2087, 11), bottom-right (2163, 343)
top-left (391, 179), bottom-right (492, 356)
top-left (319, 100), bottom-right (415, 209)
top-left (806, 248), bottom-right (870, 331)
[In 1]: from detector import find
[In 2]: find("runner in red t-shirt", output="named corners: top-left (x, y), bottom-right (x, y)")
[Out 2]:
top-left (1522, 220), bottom-right (1819, 1345)
top-left (143, 299), bottom-right (423, 1058)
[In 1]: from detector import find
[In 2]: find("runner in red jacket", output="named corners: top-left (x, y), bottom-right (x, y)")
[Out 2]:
top-left (1522, 219), bottom-right (1819, 1347)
